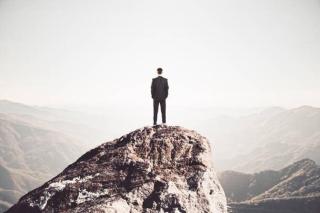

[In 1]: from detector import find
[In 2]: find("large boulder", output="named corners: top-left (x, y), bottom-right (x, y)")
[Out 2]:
top-left (7, 125), bottom-right (227, 213)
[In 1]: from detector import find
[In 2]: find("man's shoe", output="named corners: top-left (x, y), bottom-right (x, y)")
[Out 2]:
top-left (162, 123), bottom-right (167, 126)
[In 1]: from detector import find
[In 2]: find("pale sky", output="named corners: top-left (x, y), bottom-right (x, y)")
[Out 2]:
top-left (1, 0), bottom-right (320, 108)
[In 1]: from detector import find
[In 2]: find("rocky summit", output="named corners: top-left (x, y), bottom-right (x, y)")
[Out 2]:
top-left (7, 125), bottom-right (227, 213)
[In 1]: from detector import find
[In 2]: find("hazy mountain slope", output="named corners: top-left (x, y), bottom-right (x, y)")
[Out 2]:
top-left (219, 170), bottom-right (281, 202)
top-left (220, 159), bottom-right (320, 213)
top-left (0, 100), bottom-right (108, 148)
top-left (4, 100), bottom-right (320, 174)
top-left (0, 116), bottom-right (85, 212)
top-left (0, 100), bottom-right (126, 212)
top-left (220, 159), bottom-right (320, 202)
top-left (207, 106), bottom-right (320, 172)
top-left (0, 164), bottom-right (20, 212)
top-left (0, 163), bottom-right (39, 213)
top-left (229, 196), bottom-right (320, 213)
top-left (251, 159), bottom-right (320, 201)
top-left (0, 116), bottom-right (83, 173)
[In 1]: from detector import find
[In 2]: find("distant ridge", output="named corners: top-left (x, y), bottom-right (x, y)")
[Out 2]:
top-left (214, 105), bottom-right (320, 172)
top-left (219, 159), bottom-right (320, 213)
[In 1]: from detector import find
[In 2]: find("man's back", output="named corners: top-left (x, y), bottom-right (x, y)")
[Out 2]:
top-left (151, 76), bottom-right (169, 101)
top-left (151, 68), bottom-right (169, 125)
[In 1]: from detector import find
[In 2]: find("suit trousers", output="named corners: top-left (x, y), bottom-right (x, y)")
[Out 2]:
top-left (153, 99), bottom-right (166, 124)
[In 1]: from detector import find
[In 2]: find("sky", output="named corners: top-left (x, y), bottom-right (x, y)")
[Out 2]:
top-left (0, 0), bottom-right (320, 109)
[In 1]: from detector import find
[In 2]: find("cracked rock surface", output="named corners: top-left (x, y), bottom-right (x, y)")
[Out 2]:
top-left (7, 125), bottom-right (227, 213)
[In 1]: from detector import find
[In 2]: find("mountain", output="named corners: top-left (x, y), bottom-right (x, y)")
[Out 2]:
top-left (7, 126), bottom-right (227, 213)
top-left (0, 100), bottom-right (109, 146)
top-left (2, 100), bottom-right (320, 212)
top-left (4, 99), bottom-right (320, 174)
top-left (205, 106), bottom-right (320, 172)
top-left (0, 100), bottom-right (122, 212)
top-left (219, 159), bottom-right (320, 213)
top-left (0, 114), bottom-right (85, 212)
top-left (229, 197), bottom-right (320, 213)
top-left (0, 100), bottom-right (104, 211)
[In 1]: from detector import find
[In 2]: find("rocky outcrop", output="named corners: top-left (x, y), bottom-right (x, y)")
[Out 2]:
top-left (7, 125), bottom-right (227, 213)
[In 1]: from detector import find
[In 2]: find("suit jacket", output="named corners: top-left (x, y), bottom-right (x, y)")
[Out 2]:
top-left (151, 76), bottom-right (169, 101)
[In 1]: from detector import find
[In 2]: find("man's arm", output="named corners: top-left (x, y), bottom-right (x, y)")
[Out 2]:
top-left (151, 79), bottom-right (155, 99)
top-left (165, 79), bottom-right (169, 98)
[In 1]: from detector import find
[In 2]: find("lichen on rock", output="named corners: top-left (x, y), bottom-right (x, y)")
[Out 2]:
top-left (7, 125), bottom-right (227, 213)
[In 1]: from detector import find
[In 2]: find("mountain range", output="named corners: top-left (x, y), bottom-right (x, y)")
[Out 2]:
top-left (0, 113), bottom-right (85, 211)
top-left (219, 159), bottom-right (320, 213)
top-left (0, 100), bottom-right (112, 212)
top-left (204, 105), bottom-right (320, 172)
top-left (1, 100), bottom-right (320, 212)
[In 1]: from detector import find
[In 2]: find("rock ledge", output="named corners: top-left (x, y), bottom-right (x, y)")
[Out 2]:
top-left (7, 125), bottom-right (227, 213)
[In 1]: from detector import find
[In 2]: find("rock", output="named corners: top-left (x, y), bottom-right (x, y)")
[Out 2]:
top-left (6, 125), bottom-right (227, 213)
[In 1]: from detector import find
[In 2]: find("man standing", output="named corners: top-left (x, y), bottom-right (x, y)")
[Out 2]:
top-left (151, 67), bottom-right (169, 125)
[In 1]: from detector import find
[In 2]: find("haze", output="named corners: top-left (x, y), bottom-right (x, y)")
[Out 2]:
top-left (1, 0), bottom-right (320, 110)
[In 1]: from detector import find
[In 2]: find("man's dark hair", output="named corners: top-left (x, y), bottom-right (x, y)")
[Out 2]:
top-left (157, 67), bottom-right (163, 74)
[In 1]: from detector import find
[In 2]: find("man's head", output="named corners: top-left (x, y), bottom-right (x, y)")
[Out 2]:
top-left (157, 67), bottom-right (163, 75)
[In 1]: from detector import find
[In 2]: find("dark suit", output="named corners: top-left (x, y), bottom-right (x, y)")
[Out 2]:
top-left (151, 76), bottom-right (169, 125)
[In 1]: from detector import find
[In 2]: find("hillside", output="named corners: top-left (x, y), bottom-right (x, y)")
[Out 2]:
top-left (219, 159), bottom-right (320, 213)
top-left (206, 106), bottom-right (320, 172)
top-left (0, 115), bottom-right (84, 212)
top-left (0, 100), bottom-right (118, 212)
top-left (0, 100), bottom-right (108, 146)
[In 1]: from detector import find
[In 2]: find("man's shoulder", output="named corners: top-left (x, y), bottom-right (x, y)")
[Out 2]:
top-left (153, 76), bottom-right (167, 81)
top-left (159, 76), bottom-right (168, 80)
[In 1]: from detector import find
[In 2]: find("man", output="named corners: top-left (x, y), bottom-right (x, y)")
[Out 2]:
top-left (151, 67), bottom-right (169, 125)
